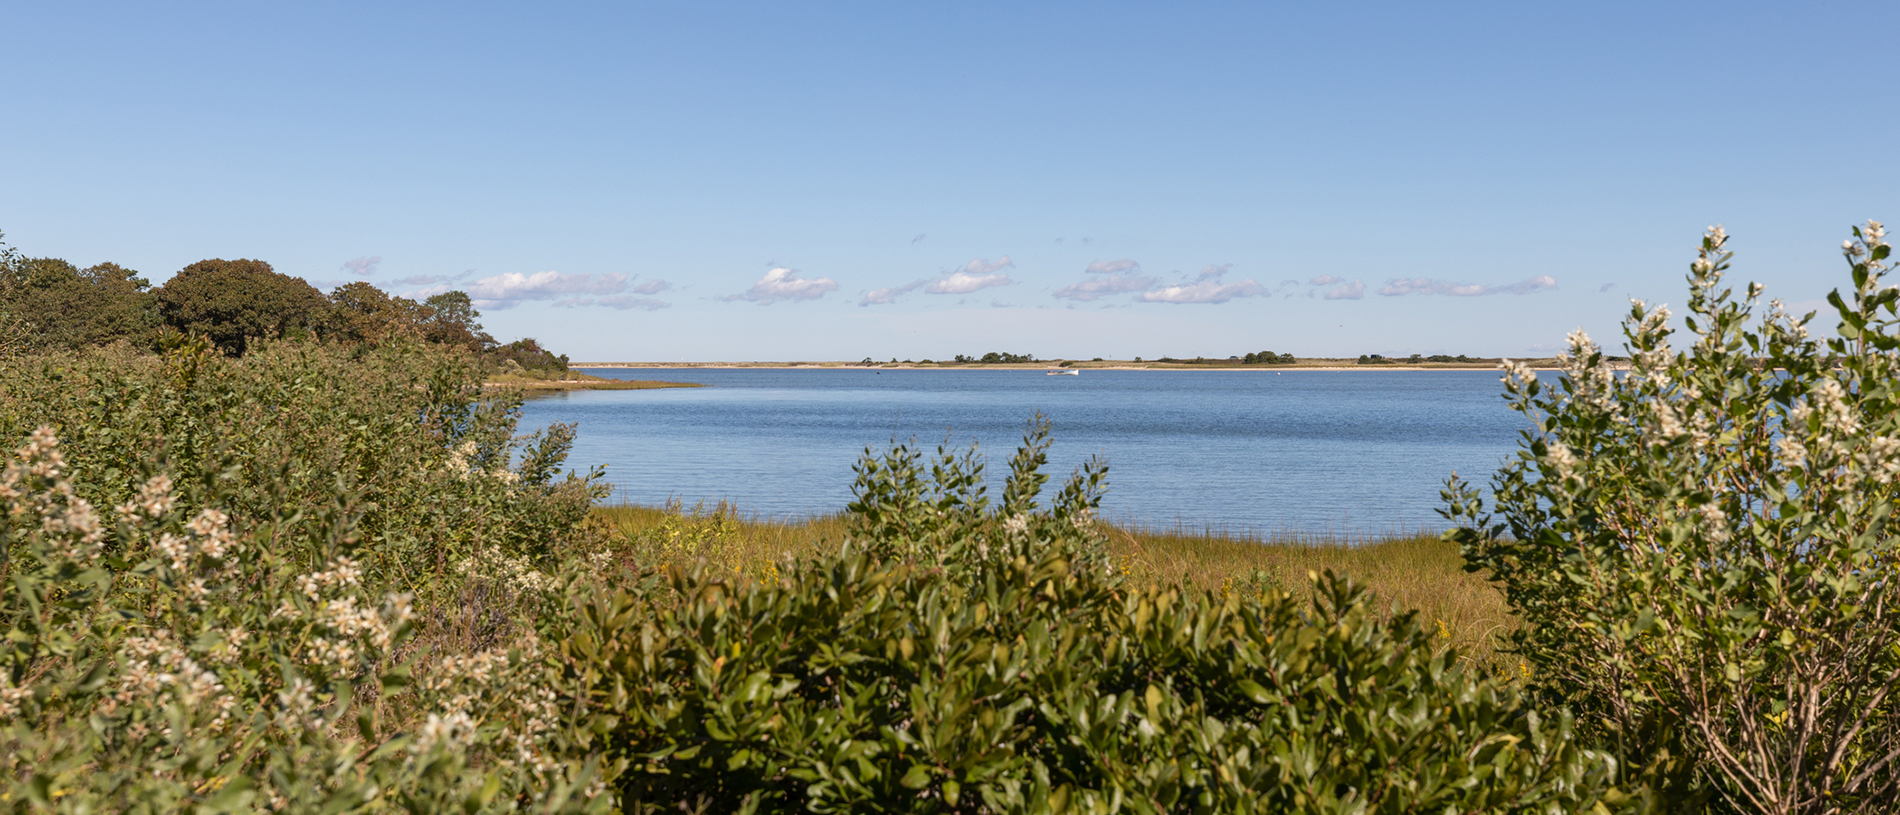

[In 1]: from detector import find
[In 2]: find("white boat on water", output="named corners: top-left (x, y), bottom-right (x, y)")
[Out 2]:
top-left (1046, 369), bottom-right (1079, 376)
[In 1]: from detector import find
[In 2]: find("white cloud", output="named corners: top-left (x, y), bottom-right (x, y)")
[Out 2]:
top-left (553, 296), bottom-right (664, 309)
top-left (1196, 264), bottom-right (1233, 281)
top-left (859, 286), bottom-right (909, 306)
top-left (463, 270), bottom-right (631, 310)
top-left (1053, 274), bottom-right (1158, 301)
top-left (597, 295), bottom-right (670, 311)
top-left (630, 278), bottom-right (671, 295)
top-left (342, 256), bottom-right (382, 276)
top-left (393, 274), bottom-right (447, 286)
top-left (1086, 258), bottom-right (1140, 274)
top-left (925, 270), bottom-right (1013, 294)
top-left (858, 257), bottom-right (1015, 305)
top-left (1139, 279), bottom-right (1268, 304)
top-left (1598, 282), bottom-right (1616, 293)
top-left (1309, 275), bottom-right (1341, 286)
top-left (1376, 275), bottom-right (1558, 297)
top-left (1324, 279), bottom-right (1366, 300)
top-left (724, 267), bottom-right (839, 304)
top-left (958, 256), bottom-right (1014, 275)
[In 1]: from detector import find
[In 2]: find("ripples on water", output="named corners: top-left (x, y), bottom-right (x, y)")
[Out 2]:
top-left (517, 368), bottom-right (1528, 536)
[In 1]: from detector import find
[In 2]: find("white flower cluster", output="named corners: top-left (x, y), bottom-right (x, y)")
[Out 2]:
top-left (1844, 219), bottom-right (1889, 272)
top-left (1779, 379), bottom-right (1900, 487)
top-left (415, 634), bottom-right (560, 772)
top-left (1546, 442), bottom-right (1580, 484)
top-left (457, 545), bottom-right (558, 596)
top-left (1697, 503), bottom-right (1730, 544)
top-left (152, 507), bottom-right (238, 575)
top-left (445, 440), bottom-right (521, 487)
top-left (283, 557), bottom-right (412, 671)
top-left (412, 710), bottom-right (478, 756)
top-left (298, 556), bottom-right (363, 601)
top-left (1, 427), bottom-right (105, 562)
top-left (0, 673), bottom-right (32, 719)
top-left (1765, 298), bottom-right (1811, 342)
top-left (114, 631), bottom-right (237, 731)
top-left (1556, 329), bottom-right (1620, 417)
top-left (1626, 302), bottom-right (1676, 376)
top-left (116, 474), bottom-right (175, 522)
top-left (1499, 358), bottom-right (1537, 393)
top-left (275, 677), bottom-right (320, 731)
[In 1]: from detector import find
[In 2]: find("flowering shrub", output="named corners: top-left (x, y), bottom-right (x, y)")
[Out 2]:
top-left (1445, 224), bottom-right (1900, 813)
top-left (0, 338), bottom-right (611, 812)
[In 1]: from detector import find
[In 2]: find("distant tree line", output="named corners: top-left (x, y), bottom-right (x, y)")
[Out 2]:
top-left (0, 231), bottom-right (566, 370)
top-left (1242, 350), bottom-right (1296, 364)
top-left (1152, 351), bottom-right (1297, 365)
top-left (953, 351), bottom-right (1036, 364)
top-left (1357, 353), bottom-right (1476, 365)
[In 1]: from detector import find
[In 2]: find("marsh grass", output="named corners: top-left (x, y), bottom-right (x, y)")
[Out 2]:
top-left (485, 370), bottom-right (701, 391)
top-left (587, 502), bottom-right (1514, 670)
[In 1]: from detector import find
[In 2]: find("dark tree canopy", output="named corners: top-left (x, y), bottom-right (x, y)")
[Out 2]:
top-left (421, 290), bottom-right (495, 351)
top-left (157, 258), bottom-right (328, 356)
top-left (324, 281), bottom-right (433, 346)
top-left (491, 337), bottom-right (568, 372)
top-left (0, 256), bottom-right (159, 351)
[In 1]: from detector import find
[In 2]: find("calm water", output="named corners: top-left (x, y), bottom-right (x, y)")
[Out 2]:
top-left (518, 368), bottom-right (1528, 536)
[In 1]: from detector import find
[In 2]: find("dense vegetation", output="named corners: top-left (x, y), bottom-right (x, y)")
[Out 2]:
top-left (0, 231), bottom-right (566, 376)
top-left (0, 223), bottom-right (1895, 813)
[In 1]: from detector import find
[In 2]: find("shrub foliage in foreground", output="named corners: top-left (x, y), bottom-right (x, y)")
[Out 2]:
top-left (1446, 224), bottom-right (1900, 814)
top-left (560, 427), bottom-right (1630, 813)
top-left (0, 339), bottom-right (609, 812)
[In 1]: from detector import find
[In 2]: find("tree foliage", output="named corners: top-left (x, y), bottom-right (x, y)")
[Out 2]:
top-left (0, 250), bottom-right (158, 352)
top-left (156, 258), bottom-right (329, 356)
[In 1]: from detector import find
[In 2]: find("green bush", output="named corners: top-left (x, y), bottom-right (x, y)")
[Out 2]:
top-left (559, 424), bottom-right (1632, 813)
top-left (1445, 224), bottom-right (1900, 814)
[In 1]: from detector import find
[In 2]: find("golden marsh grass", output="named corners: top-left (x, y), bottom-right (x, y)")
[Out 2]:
top-left (587, 503), bottom-right (1515, 669)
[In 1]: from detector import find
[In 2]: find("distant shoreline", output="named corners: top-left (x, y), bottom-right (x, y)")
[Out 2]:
top-left (574, 360), bottom-right (1589, 372)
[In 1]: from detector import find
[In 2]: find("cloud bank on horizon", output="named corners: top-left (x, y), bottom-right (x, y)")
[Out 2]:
top-left (1377, 275), bottom-right (1557, 297)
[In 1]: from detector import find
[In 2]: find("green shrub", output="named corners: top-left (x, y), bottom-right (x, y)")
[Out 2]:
top-left (1445, 223), bottom-right (1900, 813)
top-left (560, 424), bottom-right (1632, 813)
top-left (0, 336), bottom-right (599, 599)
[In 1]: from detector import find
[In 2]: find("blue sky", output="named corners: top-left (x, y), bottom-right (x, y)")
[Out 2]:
top-left (3, 1), bottom-right (1893, 361)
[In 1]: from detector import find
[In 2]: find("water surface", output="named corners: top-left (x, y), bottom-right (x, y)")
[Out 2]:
top-left (518, 368), bottom-right (1526, 536)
